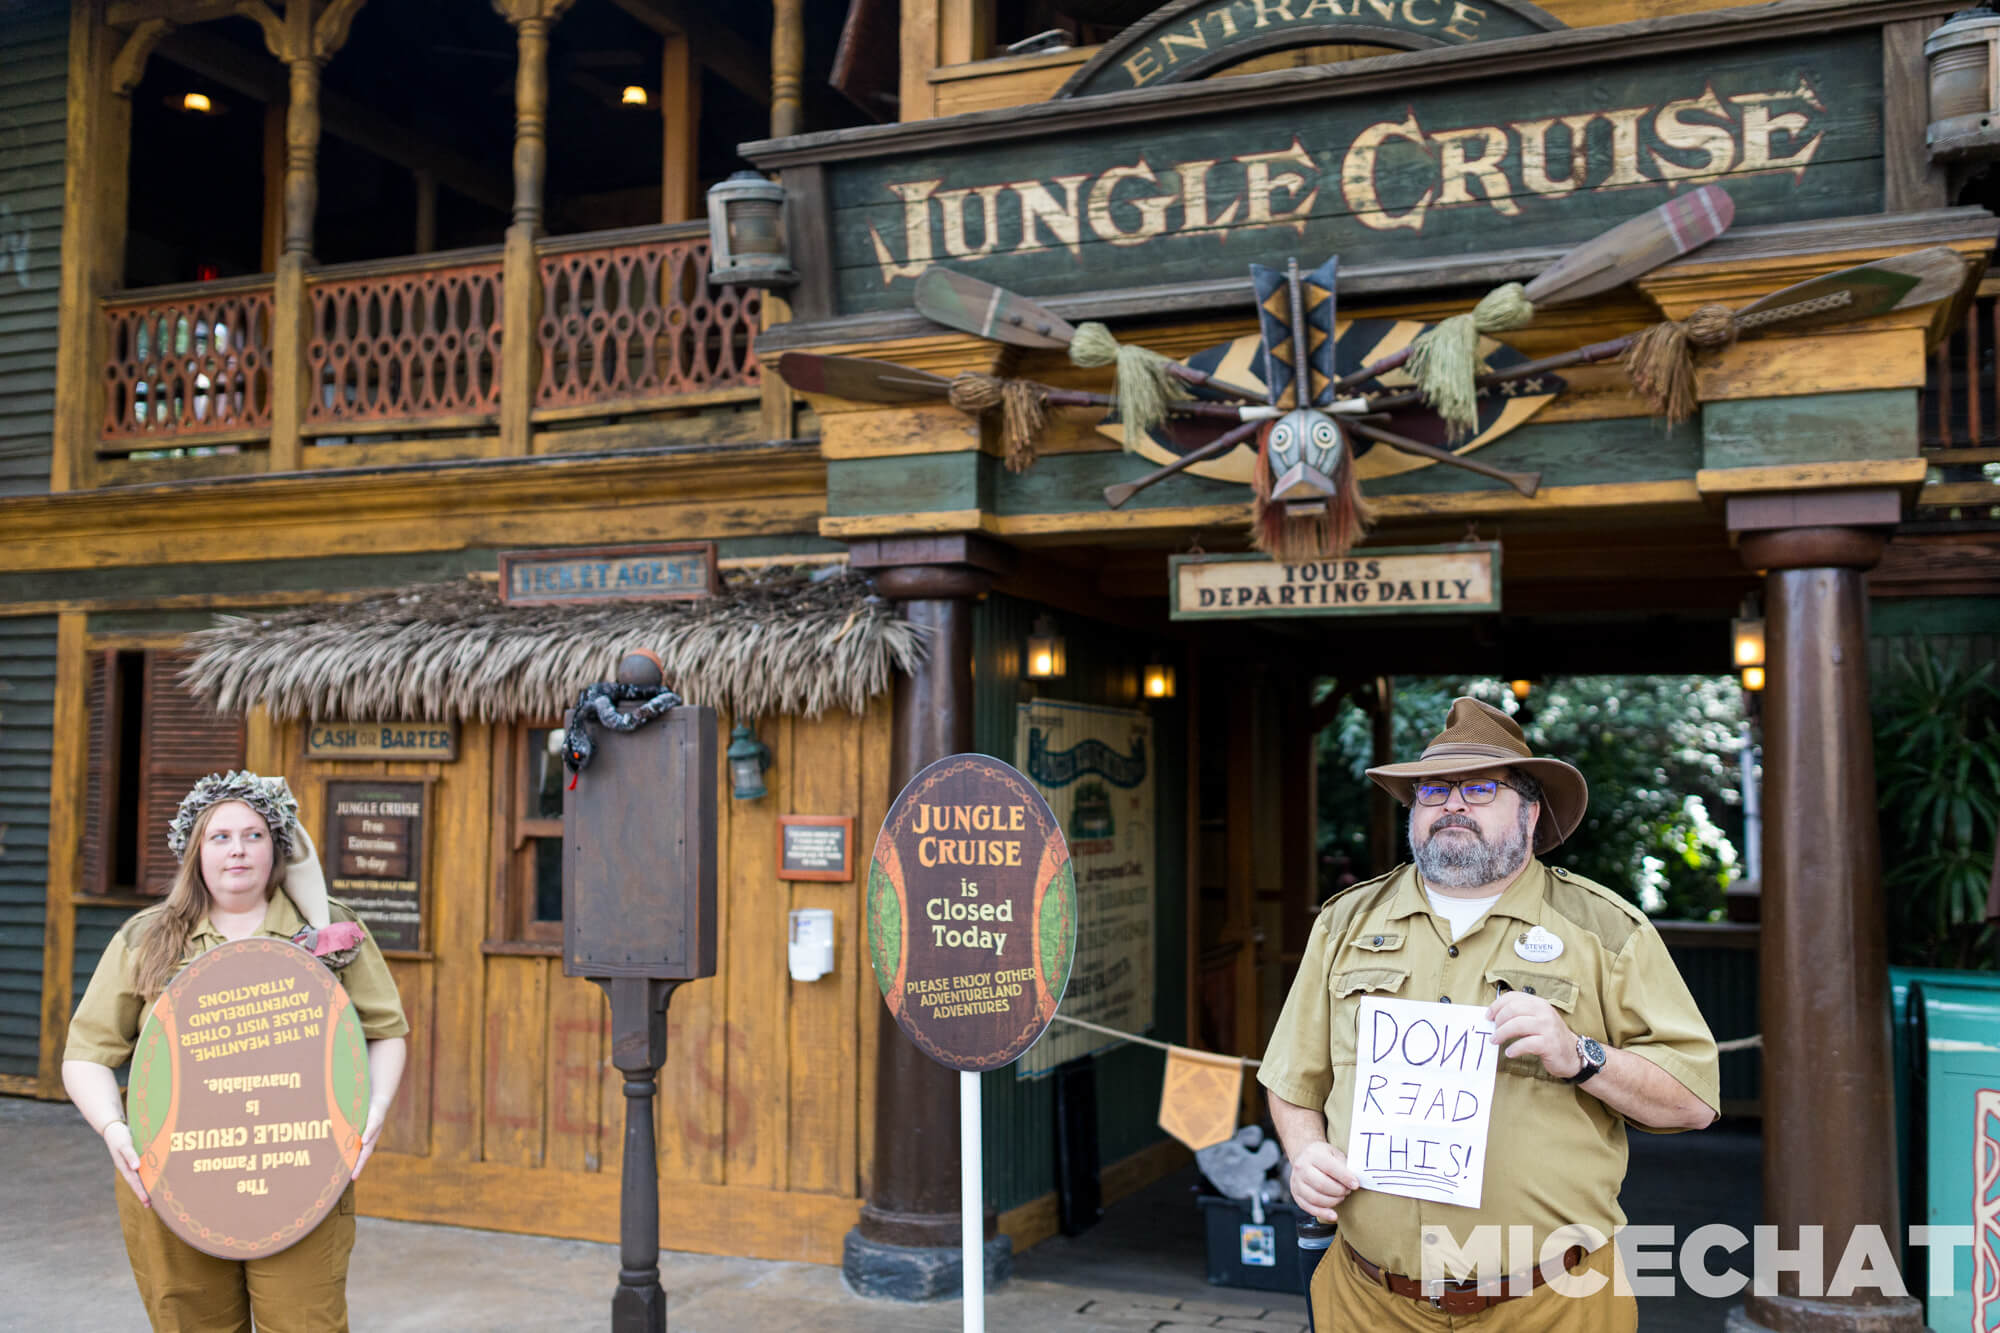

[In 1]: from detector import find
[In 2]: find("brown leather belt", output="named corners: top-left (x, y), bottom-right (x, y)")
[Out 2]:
top-left (1343, 1239), bottom-right (1587, 1315)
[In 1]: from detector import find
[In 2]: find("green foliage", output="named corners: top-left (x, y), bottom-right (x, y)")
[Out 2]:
top-left (1872, 645), bottom-right (1999, 970)
top-left (1318, 676), bottom-right (1746, 920)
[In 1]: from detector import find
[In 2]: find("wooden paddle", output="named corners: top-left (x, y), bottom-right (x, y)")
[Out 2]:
top-left (775, 352), bottom-right (953, 401)
top-left (1103, 420), bottom-right (1262, 509)
top-left (1331, 184), bottom-right (1737, 392)
top-left (915, 267), bottom-right (1267, 400)
top-left (1357, 246), bottom-right (1972, 416)
top-left (1345, 421), bottom-right (1541, 497)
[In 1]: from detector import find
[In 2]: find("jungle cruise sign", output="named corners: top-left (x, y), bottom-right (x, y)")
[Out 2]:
top-left (805, 30), bottom-right (1881, 314)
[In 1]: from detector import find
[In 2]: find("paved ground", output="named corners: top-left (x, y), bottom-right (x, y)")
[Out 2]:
top-left (2, 1095), bottom-right (1761, 1331)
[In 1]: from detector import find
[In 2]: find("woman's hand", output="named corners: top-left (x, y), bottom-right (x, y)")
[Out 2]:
top-left (102, 1121), bottom-right (150, 1207)
top-left (351, 1102), bottom-right (389, 1180)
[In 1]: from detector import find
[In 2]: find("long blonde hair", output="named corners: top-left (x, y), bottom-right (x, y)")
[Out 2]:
top-left (130, 802), bottom-right (288, 1001)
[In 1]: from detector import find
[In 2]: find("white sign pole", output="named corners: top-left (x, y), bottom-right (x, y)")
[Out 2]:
top-left (961, 1068), bottom-right (984, 1333)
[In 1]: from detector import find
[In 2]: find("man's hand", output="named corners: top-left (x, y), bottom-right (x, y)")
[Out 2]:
top-left (1486, 990), bottom-right (1581, 1079)
top-left (1287, 1140), bottom-right (1361, 1224)
top-left (103, 1122), bottom-right (150, 1208)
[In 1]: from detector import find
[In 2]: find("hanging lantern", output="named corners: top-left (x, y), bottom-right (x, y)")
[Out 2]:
top-left (1742, 666), bottom-right (1766, 693)
top-left (1025, 615), bottom-right (1067, 680)
top-left (1927, 8), bottom-right (2000, 161)
top-left (1143, 662), bottom-right (1177, 699)
top-left (706, 171), bottom-right (798, 289)
top-left (726, 721), bottom-right (773, 800)
top-left (1508, 679), bottom-right (1533, 701)
top-left (1732, 618), bottom-right (1766, 669)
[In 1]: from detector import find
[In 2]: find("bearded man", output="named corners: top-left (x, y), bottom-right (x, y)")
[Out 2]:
top-left (1259, 696), bottom-right (1720, 1330)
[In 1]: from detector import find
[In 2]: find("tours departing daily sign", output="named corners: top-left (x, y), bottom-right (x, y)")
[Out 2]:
top-left (1171, 543), bottom-right (1500, 619)
top-left (126, 938), bottom-right (370, 1259)
top-left (868, 754), bottom-right (1077, 1072)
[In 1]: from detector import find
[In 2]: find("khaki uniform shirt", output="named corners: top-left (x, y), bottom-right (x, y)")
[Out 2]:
top-left (1258, 860), bottom-right (1719, 1277)
top-left (65, 892), bottom-right (410, 1067)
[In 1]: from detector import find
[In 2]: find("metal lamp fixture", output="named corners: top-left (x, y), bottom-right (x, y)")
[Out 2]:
top-left (706, 171), bottom-right (798, 289)
top-left (726, 721), bottom-right (773, 800)
top-left (1026, 615), bottom-right (1067, 680)
top-left (1741, 666), bottom-right (1766, 693)
top-left (1143, 661), bottom-right (1176, 699)
top-left (1927, 6), bottom-right (2000, 161)
top-left (1732, 617), bottom-right (1766, 669)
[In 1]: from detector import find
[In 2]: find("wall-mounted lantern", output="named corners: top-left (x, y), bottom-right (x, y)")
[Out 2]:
top-left (1508, 679), bottom-right (1533, 702)
top-left (1927, 8), bottom-right (2000, 162)
top-left (1026, 614), bottom-right (1067, 680)
top-left (1143, 661), bottom-right (1177, 699)
top-left (1741, 666), bottom-right (1766, 693)
top-left (621, 85), bottom-right (648, 106)
top-left (706, 171), bottom-right (797, 289)
top-left (1732, 617), bottom-right (1766, 670)
top-left (173, 91), bottom-right (221, 114)
top-left (726, 721), bottom-right (772, 800)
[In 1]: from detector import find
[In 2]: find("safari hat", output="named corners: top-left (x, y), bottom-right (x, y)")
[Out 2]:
top-left (1365, 696), bottom-right (1588, 853)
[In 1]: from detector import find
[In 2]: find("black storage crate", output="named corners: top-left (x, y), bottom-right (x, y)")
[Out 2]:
top-left (1194, 1192), bottom-right (1313, 1293)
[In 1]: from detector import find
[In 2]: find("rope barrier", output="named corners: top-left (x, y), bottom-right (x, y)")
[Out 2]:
top-left (1052, 1013), bottom-right (1762, 1060)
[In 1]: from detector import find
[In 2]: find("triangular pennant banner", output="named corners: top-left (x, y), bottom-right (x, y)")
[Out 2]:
top-left (1158, 1045), bottom-right (1244, 1151)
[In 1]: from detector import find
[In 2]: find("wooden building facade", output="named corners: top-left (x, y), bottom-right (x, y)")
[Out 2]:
top-left (1, 1), bottom-right (1997, 1326)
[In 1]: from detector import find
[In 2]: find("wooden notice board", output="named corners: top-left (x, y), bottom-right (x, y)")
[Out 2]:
top-left (777, 815), bottom-right (855, 882)
top-left (323, 780), bottom-right (430, 954)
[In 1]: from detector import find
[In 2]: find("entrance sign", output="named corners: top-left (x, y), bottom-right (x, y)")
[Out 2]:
top-left (1346, 997), bottom-right (1499, 1209)
top-left (325, 781), bottom-right (429, 953)
top-left (306, 720), bottom-right (457, 762)
top-left (1015, 701), bottom-right (1154, 1076)
top-left (794, 32), bottom-right (1879, 314)
top-left (498, 541), bottom-right (719, 605)
top-left (1057, 0), bottom-right (1563, 99)
top-left (1171, 543), bottom-right (1500, 619)
top-left (869, 753), bottom-right (1077, 1072)
top-left (126, 938), bottom-right (369, 1259)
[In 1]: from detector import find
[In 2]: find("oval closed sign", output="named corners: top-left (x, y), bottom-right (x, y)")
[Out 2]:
top-left (126, 937), bottom-right (371, 1259)
top-left (868, 753), bottom-right (1077, 1072)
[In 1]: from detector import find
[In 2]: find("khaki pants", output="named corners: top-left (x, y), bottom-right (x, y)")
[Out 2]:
top-left (1311, 1235), bottom-right (1636, 1331)
top-left (115, 1178), bottom-right (355, 1333)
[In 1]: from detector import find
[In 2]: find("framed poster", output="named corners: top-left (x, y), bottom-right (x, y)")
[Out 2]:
top-left (322, 780), bottom-right (430, 955)
top-left (778, 814), bottom-right (855, 882)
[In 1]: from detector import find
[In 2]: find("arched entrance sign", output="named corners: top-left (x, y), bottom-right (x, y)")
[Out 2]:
top-left (1056, 0), bottom-right (1566, 99)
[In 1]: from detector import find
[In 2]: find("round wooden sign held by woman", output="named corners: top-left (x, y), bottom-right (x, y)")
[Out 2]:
top-left (127, 937), bottom-right (371, 1259)
top-left (868, 753), bottom-right (1077, 1072)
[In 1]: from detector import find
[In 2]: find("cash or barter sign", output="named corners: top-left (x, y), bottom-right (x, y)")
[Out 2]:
top-left (126, 938), bottom-right (370, 1259)
top-left (1170, 543), bottom-right (1500, 620)
top-left (1346, 997), bottom-right (1498, 1209)
top-left (868, 753), bottom-right (1077, 1072)
top-left (325, 781), bottom-right (427, 952)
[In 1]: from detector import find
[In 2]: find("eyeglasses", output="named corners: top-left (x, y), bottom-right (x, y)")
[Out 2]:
top-left (1413, 779), bottom-right (1521, 806)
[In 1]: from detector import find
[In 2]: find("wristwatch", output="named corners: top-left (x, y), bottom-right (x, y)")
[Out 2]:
top-left (1566, 1034), bottom-right (1607, 1085)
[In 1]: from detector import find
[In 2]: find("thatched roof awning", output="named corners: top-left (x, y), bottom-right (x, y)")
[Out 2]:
top-left (181, 571), bottom-right (927, 724)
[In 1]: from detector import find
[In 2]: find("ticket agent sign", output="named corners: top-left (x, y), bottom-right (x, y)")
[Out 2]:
top-left (499, 542), bottom-right (719, 605)
top-left (1171, 544), bottom-right (1501, 620)
top-left (867, 754), bottom-right (1077, 1072)
top-left (126, 939), bottom-right (370, 1259)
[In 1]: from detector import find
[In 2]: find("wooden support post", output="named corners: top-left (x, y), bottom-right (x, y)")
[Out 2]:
top-left (898, 0), bottom-right (937, 122)
top-left (598, 975), bottom-right (680, 1333)
top-left (659, 30), bottom-right (698, 223)
top-left (1224, 675), bottom-right (1259, 1065)
top-left (36, 612), bottom-right (89, 1095)
top-left (495, 0), bottom-right (574, 455)
top-left (261, 103), bottom-right (285, 272)
top-left (769, 0), bottom-right (803, 139)
top-left (1735, 525), bottom-right (1925, 1333)
top-left (1367, 675), bottom-right (1397, 876)
top-left (52, 0), bottom-right (135, 493)
top-left (937, 0), bottom-right (990, 67)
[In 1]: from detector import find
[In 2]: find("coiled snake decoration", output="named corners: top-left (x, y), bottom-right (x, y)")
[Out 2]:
top-left (561, 681), bottom-right (684, 784)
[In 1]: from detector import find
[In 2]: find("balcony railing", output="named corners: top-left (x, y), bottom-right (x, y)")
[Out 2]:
top-left (1920, 286), bottom-right (2000, 518)
top-left (96, 221), bottom-right (762, 469)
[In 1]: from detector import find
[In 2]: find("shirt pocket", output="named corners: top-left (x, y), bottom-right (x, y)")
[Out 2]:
top-left (1485, 965), bottom-right (1581, 1084)
top-left (1328, 965), bottom-right (1410, 1069)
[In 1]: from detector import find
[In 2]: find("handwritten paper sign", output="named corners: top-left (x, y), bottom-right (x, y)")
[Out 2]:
top-left (1346, 997), bottom-right (1499, 1209)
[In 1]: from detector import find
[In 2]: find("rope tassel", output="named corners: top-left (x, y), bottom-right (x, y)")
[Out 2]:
top-left (949, 372), bottom-right (1049, 472)
top-left (1622, 303), bottom-right (1738, 425)
top-left (1070, 320), bottom-right (1188, 443)
top-left (1405, 282), bottom-right (1536, 439)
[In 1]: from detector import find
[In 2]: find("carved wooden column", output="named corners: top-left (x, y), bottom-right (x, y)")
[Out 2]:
top-left (52, 1), bottom-right (144, 492)
top-left (769, 0), bottom-right (803, 139)
top-left (843, 536), bottom-right (1014, 1300)
top-left (243, 0), bottom-right (363, 473)
top-left (1728, 516), bottom-right (1924, 1333)
top-left (494, 0), bottom-right (574, 455)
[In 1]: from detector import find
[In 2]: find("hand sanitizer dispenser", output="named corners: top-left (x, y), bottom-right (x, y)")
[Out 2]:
top-left (788, 908), bottom-right (834, 982)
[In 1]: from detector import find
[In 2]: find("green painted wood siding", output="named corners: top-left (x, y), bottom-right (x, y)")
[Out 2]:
top-left (0, 616), bottom-right (57, 1075)
top-left (972, 593), bottom-right (1191, 1213)
top-left (0, 2), bottom-right (68, 497)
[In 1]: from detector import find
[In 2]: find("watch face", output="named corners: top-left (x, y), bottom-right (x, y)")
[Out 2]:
top-left (1581, 1037), bottom-right (1606, 1065)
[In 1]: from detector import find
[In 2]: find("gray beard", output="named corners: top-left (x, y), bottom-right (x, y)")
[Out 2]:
top-left (1410, 803), bottom-right (1532, 889)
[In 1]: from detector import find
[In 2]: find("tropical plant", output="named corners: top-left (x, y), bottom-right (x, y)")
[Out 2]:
top-left (1872, 645), bottom-right (2000, 970)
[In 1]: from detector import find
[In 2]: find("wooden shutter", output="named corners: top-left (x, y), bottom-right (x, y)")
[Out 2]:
top-left (79, 651), bottom-right (120, 897)
top-left (133, 650), bottom-right (246, 897)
